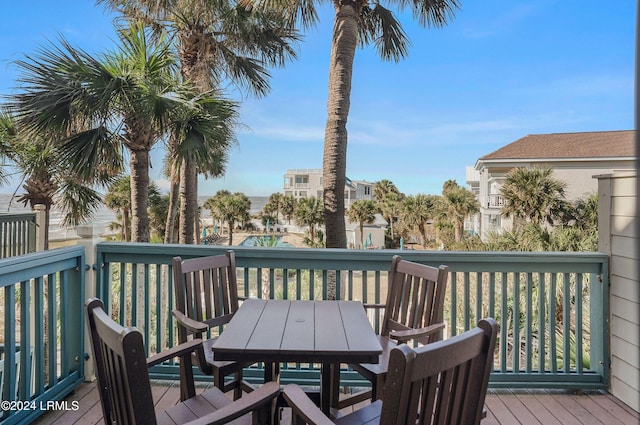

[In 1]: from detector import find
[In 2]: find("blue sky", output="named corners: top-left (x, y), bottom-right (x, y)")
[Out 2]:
top-left (0, 1), bottom-right (635, 197)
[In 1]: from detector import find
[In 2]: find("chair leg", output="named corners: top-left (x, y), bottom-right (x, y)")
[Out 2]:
top-left (179, 355), bottom-right (196, 401)
top-left (233, 371), bottom-right (243, 400)
top-left (372, 374), bottom-right (385, 401)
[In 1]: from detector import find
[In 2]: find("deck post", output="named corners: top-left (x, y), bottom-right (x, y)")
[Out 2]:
top-left (77, 224), bottom-right (103, 381)
top-left (33, 204), bottom-right (46, 252)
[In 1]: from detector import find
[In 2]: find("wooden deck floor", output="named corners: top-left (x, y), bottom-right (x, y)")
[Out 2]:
top-left (32, 381), bottom-right (639, 425)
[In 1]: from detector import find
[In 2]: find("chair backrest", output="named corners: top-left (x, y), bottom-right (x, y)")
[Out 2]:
top-left (380, 318), bottom-right (498, 425)
top-left (172, 251), bottom-right (240, 336)
top-left (86, 298), bottom-right (157, 425)
top-left (381, 255), bottom-right (449, 344)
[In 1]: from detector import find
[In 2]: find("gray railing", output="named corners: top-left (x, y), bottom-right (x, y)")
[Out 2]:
top-left (95, 242), bottom-right (609, 390)
top-left (0, 246), bottom-right (85, 425)
top-left (0, 213), bottom-right (37, 259)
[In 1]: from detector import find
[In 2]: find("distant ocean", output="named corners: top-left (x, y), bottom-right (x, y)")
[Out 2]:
top-left (0, 193), bottom-right (269, 241)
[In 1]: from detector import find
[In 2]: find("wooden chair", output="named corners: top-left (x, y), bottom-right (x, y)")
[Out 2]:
top-left (85, 298), bottom-right (279, 425)
top-left (284, 318), bottom-right (498, 425)
top-left (172, 251), bottom-right (254, 400)
top-left (340, 255), bottom-right (448, 408)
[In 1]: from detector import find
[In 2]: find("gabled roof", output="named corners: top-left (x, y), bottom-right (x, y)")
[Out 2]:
top-left (479, 130), bottom-right (636, 161)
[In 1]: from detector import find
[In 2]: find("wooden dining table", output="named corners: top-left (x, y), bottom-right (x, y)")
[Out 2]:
top-left (212, 298), bottom-right (382, 415)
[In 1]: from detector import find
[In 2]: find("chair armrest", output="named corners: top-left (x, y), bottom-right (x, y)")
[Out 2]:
top-left (172, 310), bottom-right (209, 334)
top-left (282, 384), bottom-right (335, 425)
top-left (362, 303), bottom-right (385, 310)
top-left (185, 381), bottom-right (280, 425)
top-left (389, 323), bottom-right (445, 343)
top-left (147, 339), bottom-right (203, 368)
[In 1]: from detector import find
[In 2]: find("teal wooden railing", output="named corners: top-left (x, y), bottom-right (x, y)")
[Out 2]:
top-left (0, 241), bottom-right (610, 425)
top-left (95, 242), bottom-right (609, 390)
top-left (0, 214), bottom-right (37, 259)
top-left (0, 246), bottom-right (85, 425)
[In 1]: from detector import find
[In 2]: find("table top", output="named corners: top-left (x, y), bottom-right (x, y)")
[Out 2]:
top-left (212, 299), bottom-right (382, 364)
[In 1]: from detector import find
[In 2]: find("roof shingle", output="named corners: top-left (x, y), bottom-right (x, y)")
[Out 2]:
top-left (480, 130), bottom-right (636, 160)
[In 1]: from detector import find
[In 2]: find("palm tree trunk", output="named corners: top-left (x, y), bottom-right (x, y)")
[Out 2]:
top-left (179, 159), bottom-right (196, 244)
top-left (130, 149), bottom-right (150, 242)
top-left (164, 169), bottom-right (180, 243)
top-left (323, 3), bottom-right (358, 249)
top-left (227, 220), bottom-right (234, 246)
top-left (123, 208), bottom-right (131, 242)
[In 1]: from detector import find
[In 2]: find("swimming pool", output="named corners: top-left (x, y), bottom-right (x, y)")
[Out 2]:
top-left (239, 235), bottom-right (293, 247)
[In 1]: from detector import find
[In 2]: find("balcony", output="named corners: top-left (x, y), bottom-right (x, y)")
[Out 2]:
top-left (1, 239), bottom-right (635, 424)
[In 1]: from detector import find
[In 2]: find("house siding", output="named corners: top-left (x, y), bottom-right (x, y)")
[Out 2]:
top-left (597, 172), bottom-right (639, 412)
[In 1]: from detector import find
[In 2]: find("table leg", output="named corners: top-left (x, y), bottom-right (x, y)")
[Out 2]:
top-left (264, 362), bottom-right (281, 425)
top-left (320, 363), bottom-right (341, 417)
top-left (320, 363), bottom-right (331, 415)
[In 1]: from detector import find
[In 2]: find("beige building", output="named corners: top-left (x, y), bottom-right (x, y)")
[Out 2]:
top-left (467, 130), bottom-right (636, 240)
top-left (283, 169), bottom-right (374, 207)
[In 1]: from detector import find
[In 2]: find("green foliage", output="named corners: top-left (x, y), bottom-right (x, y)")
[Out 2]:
top-left (346, 199), bottom-right (377, 248)
top-left (294, 197), bottom-right (324, 247)
top-left (204, 190), bottom-right (251, 245)
top-left (500, 167), bottom-right (567, 228)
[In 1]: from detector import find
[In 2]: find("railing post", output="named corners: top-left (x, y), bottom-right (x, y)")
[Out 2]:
top-left (76, 223), bottom-right (103, 381)
top-left (34, 204), bottom-right (46, 252)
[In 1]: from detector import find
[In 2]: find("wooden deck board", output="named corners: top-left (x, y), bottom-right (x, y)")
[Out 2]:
top-left (30, 382), bottom-right (639, 425)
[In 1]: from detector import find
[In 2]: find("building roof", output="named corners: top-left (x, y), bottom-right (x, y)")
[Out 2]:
top-left (479, 130), bottom-right (636, 161)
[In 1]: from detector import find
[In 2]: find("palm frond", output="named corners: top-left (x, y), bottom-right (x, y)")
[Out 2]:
top-left (360, 5), bottom-right (410, 62)
top-left (396, 0), bottom-right (460, 28)
top-left (57, 126), bottom-right (124, 182)
top-left (57, 179), bottom-right (104, 227)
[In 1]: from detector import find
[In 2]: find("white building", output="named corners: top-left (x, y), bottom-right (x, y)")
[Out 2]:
top-left (467, 130), bottom-right (636, 240)
top-left (283, 169), bottom-right (374, 207)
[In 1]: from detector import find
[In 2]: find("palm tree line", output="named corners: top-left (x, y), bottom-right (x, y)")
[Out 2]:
top-left (0, 2), bottom-right (595, 253)
top-left (1, 1), bottom-right (299, 248)
top-left (178, 166), bottom-right (595, 252)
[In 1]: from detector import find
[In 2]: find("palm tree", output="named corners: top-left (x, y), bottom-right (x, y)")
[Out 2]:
top-left (500, 167), bottom-right (567, 230)
top-left (373, 179), bottom-right (400, 202)
top-left (253, 0), bottom-right (459, 248)
top-left (205, 191), bottom-right (251, 245)
top-left (105, 176), bottom-right (133, 242)
top-left (572, 193), bottom-right (598, 230)
top-left (346, 199), bottom-right (376, 248)
top-left (105, 175), bottom-right (168, 242)
top-left (401, 194), bottom-right (438, 248)
top-left (439, 182), bottom-right (479, 242)
top-left (265, 192), bottom-right (284, 223)
top-left (378, 190), bottom-right (403, 241)
top-left (10, 23), bottom-right (232, 242)
top-left (100, 0), bottom-right (299, 243)
top-left (0, 109), bottom-right (118, 248)
top-left (281, 195), bottom-right (296, 225)
top-left (294, 197), bottom-right (324, 247)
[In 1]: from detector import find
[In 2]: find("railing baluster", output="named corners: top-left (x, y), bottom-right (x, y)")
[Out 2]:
top-left (563, 272), bottom-right (571, 374)
top-left (576, 273), bottom-right (583, 374)
top-left (450, 271), bottom-right (457, 336)
top-left (500, 272), bottom-right (508, 374)
top-left (513, 272), bottom-right (520, 373)
top-left (525, 272), bottom-right (533, 373)
top-left (537, 272), bottom-right (546, 374)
